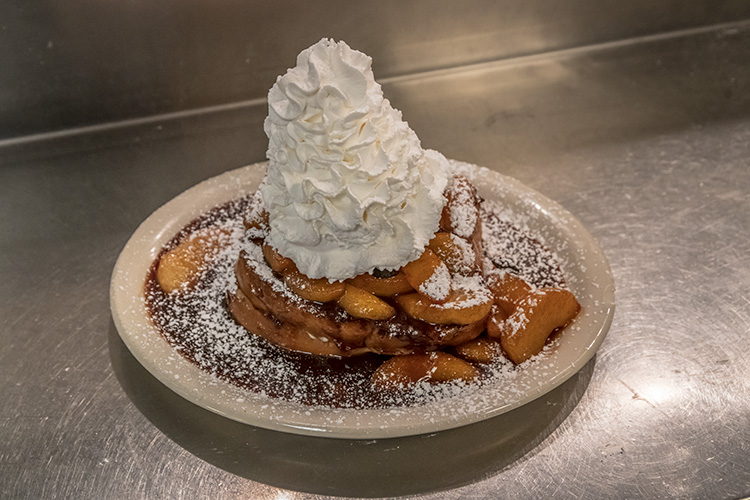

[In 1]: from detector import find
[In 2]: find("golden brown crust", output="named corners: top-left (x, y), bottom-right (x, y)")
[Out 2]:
top-left (227, 288), bottom-right (357, 357)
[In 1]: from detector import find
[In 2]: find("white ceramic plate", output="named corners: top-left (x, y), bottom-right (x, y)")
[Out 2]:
top-left (110, 160), bottom-right (614, 439)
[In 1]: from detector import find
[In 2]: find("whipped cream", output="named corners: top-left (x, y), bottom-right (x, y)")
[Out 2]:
top-left (261, 38), bottom-right (449, 281)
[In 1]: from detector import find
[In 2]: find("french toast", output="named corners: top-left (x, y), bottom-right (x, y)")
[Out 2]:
top-left (227, 175), bottom-right (492, 358)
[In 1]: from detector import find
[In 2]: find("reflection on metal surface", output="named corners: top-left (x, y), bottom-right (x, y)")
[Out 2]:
top-left (272, 492), bottom-right (295, 500)
top-left (637, 380), bottom-right (674, 406)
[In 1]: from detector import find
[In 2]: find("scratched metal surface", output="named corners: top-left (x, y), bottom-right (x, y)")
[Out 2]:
top-left (2, 23), bottom-right (750, 500)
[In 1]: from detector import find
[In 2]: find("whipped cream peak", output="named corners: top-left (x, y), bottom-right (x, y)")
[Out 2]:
top-left (261, 38), bottom-right (449, 281)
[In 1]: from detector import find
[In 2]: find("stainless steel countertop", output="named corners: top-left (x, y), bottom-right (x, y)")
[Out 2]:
top-left (2, 22), bottom-right (750, 499)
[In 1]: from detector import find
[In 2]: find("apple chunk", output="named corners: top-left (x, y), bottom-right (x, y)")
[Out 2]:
top-left (338, 285), bottom-right (396, 321)
top-left (395, 275), bottom-right (493, 325)
top-left (488, 288), bottom-right (580, 364)
top-left (262, 242), bottom-right (294, 273)
top-left (284, 268), bottom-right (346, 303)
top-left (371, 352), bottom-right (479, 390)
top-left (346, 271), bottom-right (413, 296)
top-left (428, 232), bottom-right (478, 275)
top-left (156, 227), bottom-right (230, 293)
top-left (401, 248), bottom-right (452, 302)
top-left (453, 336), bottom-right (504, 364)
top-left (486, 271), bottom-right (532, 316)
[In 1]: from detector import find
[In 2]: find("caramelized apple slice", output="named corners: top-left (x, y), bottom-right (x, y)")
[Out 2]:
top-left (156, 227), bottom-right (230, 293)
top-left (395, 276), bottom-right (493, 325)
top-left (402, 248), bottom-right (451, 302)
top-left (486, 271), bottom-right (533, 316)
top-left (428, 232), bottom-right (477, 275)
top-left (338, 285), bottom-right (396, 320)
top-left (371, 352), bottom-right (479, 390)
top-left (262, 242), bottom-right (294, 273)
top-left (284, 268), bottom-right (346, 303)
top-left (488, 288), bottom-right (580, 364)
top-left (346, 271), bottom-right (413, 296)
top-left (453, 336), bottom-right (504, 364)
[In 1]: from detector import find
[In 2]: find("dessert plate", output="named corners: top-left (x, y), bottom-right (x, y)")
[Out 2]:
top-left (110, 161), bottom-right (614, 439)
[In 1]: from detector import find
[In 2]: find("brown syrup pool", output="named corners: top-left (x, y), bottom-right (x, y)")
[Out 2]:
top-left (144, 197), bottom-right (567, 409)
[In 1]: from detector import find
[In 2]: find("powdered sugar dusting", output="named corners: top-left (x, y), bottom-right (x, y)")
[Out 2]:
top-left (419, 262), bottom-right (451, 301)
top-left (448, 233), bottom-right (476, 273)
top-left (496, 307), bottom-right (530, 340)
top-left (445, 274), bottom-right (494, 309)
top-left (143, 189), bottom-right (574, 412)
top-left (448, 176), bottom-right (479, 239)
top-left (481, 199), bottom-right (566, 288)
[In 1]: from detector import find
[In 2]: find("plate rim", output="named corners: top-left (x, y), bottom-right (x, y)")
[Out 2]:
top-left (110, 160), bottom-right (615, 439)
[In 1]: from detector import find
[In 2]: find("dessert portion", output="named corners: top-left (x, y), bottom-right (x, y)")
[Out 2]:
top-left (227, 174), bottom-right (492, 360)
top-left (148, 39), bottom-right (582, 405)
top-left (226, 39), bottom-right (498, 366)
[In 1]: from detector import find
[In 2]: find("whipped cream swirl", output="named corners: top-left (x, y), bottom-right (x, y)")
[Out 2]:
top-left (261, 39), bottom-right (449, 281)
